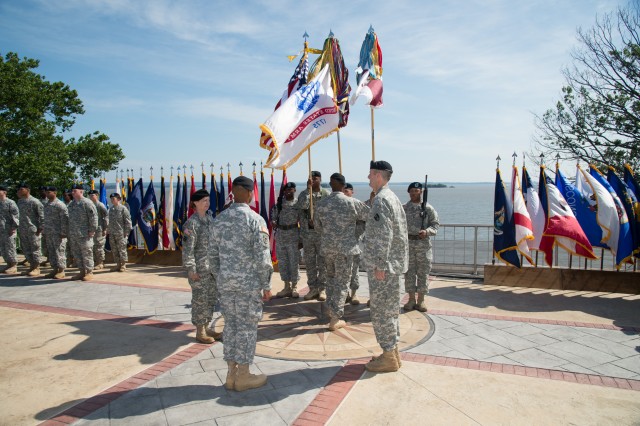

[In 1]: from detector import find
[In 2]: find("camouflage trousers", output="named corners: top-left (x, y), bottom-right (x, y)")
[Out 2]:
top-left (188, 273), bottom-right (217, 326)
top-left (69, 235), bottom-right (94, 273)
top-left (44, 232), bottom-right (66, 269)
top-left (350, 253), bottom-right (361, 291)
top-left (302, 235), bottom-right (326, 290)
top-left (276, 231), bottom-right (300, 283)
top-left (405, 240), bottom-right (432, 294)
top-left (109, 234), bottom-right (128, 265)
top-left (93, 229), bottom-right (106, 265)
top-left (324, 252), bottom-right (353, 319)
top-left (41, 232), bottom-right (49, 259)
top-left (18, 229), bottom-right (41, 266)
top-left (0, 231), bottom-right (17, 264)
top-left (368, 271), bottom-right (402, 351)
top-left (220, 289), bottom-right (263, 365)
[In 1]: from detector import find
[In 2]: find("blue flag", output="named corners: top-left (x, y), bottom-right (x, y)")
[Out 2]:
top-left (590, 166), bottom-right (633, 268)
top-left (173, 174), bottom-right (182, 246)
top-left (209, 173), bottom-right (218, 217)
top-left (493, 168), bottom-right (521, 267)
top-left (139, 180), bottom-right (159, 253)
top-left (127, 178), bottom-right (143, 249)
top-left (218, 173), bottom-right (226, 212)
top-left (607, 167), bottom-right (638, 262)
top-left (99, 179), bottom-right (108, 208)
top-left (174, 175), bottom-right (188, 250)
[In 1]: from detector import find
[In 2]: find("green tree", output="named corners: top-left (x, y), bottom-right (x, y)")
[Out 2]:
top-left (0, 52), bottom-right (124, 196)
top-left (534, 5), bottom-right (640, 176)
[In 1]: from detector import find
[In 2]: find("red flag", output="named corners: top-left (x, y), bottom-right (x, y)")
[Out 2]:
top-left (188, 174), bottom-right (196, 218)
top-left (249, 172), bottom-right (259, 213)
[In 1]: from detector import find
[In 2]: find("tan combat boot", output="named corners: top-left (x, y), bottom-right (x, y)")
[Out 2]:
top-left (82, 271), bottom-right (94, 281)
top-left (318, 289), bottom-right (327, 301)
top-left (276, 281), bottom-right (292, 298)
top-left (195, 325), bottom-right (214, 344)
top-left (290, 282), bottom-right (299, 298)
top-left (94, 263), bottom-right (104, 271)
top-left (365, 348), bottom-right (400, 372)
top-left (54, 268), bottom-right (66, 280)
top-left (118, 262), bottom-right (127, 272)
top-left (3, 263), bottom-right (18, 275)
top-left (349, 289), bottom-right (360, 305)
top-left (27, 265), bottom-right (41, 277)
top-left (304, 288), bottom-right (319, 300)
top-left (415, 293), bottom-right (427, 312)
top-left (403, 293), bottom-right (416, 311)
top-left (234, 364), bottom-right (267, 391)
top-left (71, 271), bottom-right (85, 281)
top-left (225, 361), bottom-right (237, 390)
top-left (394, 346), bottom-right (403, 367)
top-left (329, 317), bottom-right (346, 331)
top-left (44, 269), bottom-right (57, 278)
top-left (206, 324), bottom-right (223, 341)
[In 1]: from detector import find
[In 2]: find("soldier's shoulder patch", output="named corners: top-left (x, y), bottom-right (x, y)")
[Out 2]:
top-left (374, 213), bottom-right (380, 221)
top-left (183, 228), bottom-right (191, 236)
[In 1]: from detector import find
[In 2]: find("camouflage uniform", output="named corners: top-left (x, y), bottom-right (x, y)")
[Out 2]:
top-left (68, 197), bottom-right (98, 273)
top-left (107, 204), bottom-right (132, 266)
top-left (92, 201), bottom-right (108, 266)
top-left (272, 197), bottom-right (300, 284)
top-left (362, 184), bottom-right (409, 351)
top-left (403, 201), bottom-right (439, 294)
top-left (350, 220), bottom-right (366, 292)
top-left (182, 212), bottom-right (217, 326)
top-left (209, 203), bottom-right (272, 365)
top-left (43, 198), bottom-right (69, 270)
top-left (40, 196), bottom-right (49, 261)
top-left (296, 187), bottom-right (329, 291)
top-left (0, 198), bottom-right (19, 264)
top-left (17, 195), bottom-right (44, 267)
top-left (316, 192), bottom-right (369, 320)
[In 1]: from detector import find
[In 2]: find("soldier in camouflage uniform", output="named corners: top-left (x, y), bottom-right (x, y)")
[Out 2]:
top-left (316, 173), bottom-right (369, 331)
top-left (107, 193), bottom-right (132, 272)
top-left (296, 171), bottom-right (329, 301)
top-left (0, 185), bottom-right (19, 274)
top-left (182, 189), bottom-right (221, 344)
top-left (17, 183), bottom-right (44, 276)
top-left (361, 161), bottom-right (409, 373)
top-left (88, 190), bottom-right (109, 270)
top-left (209, 176), bottom-right (272, 392)
top-left (272, 182), bottom-right (301, 298)
top-left (68, 184), bottom-right (98, 281)
top-left (343, 183), bottom-right (366, 305)
top-left (403, 182), bottom-right (439, 312)
top-left (63, 190), bottom-right (74, 268)
top-left (39, 186), bottom-right (49, 266)
top-left (43, 186), bottom-right (69, 279)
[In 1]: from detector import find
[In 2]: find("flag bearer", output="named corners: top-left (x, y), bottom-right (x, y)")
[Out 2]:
top-left (88, 190), bottom-right (109, 270)
top-left (0, 185), bottom-right (19, 274)
top-left (403, 182), bottom-right (439, 312)
top-left (68, 184), bottom-right (98, 281)
top-left (272, 182), bottom-right (301, 298)
top-left (343, 183), bottom-right (366, 305)
top-left (17, 183), bottom-right (44, 276)
top-left (42, 186), bottom-right (69, 279)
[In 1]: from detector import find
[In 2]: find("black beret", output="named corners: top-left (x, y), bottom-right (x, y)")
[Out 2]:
top-left (284, 182), bottom-right (296, 189)
top-left (407, 182), bottom-right (423, 192)
top-left (39, 186), bottom-right (47, 191)
top-left (370, 160), bottom-right (393, 172)
top-left (88, 189), bottom-right (99, 195)
top-left (344, 183), bottom-right (353, 190)
top-left (0, 185), bottom-right (7, 192)
top-left (18, 182), bottom-right (30, 189)
top-left (71, 184), bottom-right (84, 190)
top-left (330, 173), bottom-right (345, 185)
top-left (191, 188), bottom-right (209, 202)
top-left (232, 176), bottom-right (254, 191)
top-left (311, 171), bottom-right (322, 178)
top-left (109, 192), bottom-right (121, 199)
top-left (46, 186), bottom-right (57, 192)
top-left (64, 189), bottom-right (73, 195)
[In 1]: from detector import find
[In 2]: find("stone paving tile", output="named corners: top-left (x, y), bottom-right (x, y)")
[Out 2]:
top-left (541, 326), bottom-right (591, 341)
top-left (428, 316), bottom-right (460, 330)
top-left (521, 333), bottom-right (561, 346)
top-left (504, 348), bottom-right (567, 369)
top-left (253, 359), bottom-right (313, 376)
top-left (265, 382), bottom-right (320, 425)
top-left (579, 327), bottom-right (640, 343)
top-left (571, 334), bottom-right (640, 359)
top-left (73, 405), bottom-right (110, 426)
top-left (164, 392), bottom-right (271, 426)
top-left (215, 408), bottom-right (287, 426)
top-left (435, 315), bottom-right (478, 327)
top-left (539, 341), bottom-right (619, 368)
top-left (469, 328), bottom-right (538, 352)
top-left (109, 394), bottom-right (166, 424)
top-left (482, 355), bottom-right (523, 365)
top-left (501, 323), bottom-right (546, 337)
top-left (587, 362), bottom-right (638, 379)
top-left (409, 341), bottom-right (455, 356)
top-left (155, 305), bottom-right (192, 316)
top-left (200, 357), bottom-right (229, 372)
top-left (171, 360), bottom-right (205, 377)
top-left (442, 335), bottom-right (511, 359)
top-left (428, 326), bottom-right (467, 342)
top-left (482, 319), bottom-right (525, 330)
top-left (554, 363), bottom-right (597, 375)
top-left (612, 354), bottom-right (640, 375)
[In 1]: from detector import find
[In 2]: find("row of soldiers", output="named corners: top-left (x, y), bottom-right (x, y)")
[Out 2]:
top-left (0, 183), bottom-right (132, 280)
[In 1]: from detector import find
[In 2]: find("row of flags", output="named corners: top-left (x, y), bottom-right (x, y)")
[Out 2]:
top-left (494, 162), bottom-right (640, 270)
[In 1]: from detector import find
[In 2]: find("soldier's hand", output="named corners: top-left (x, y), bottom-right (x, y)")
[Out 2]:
top-left (262, 290), bottom-right (272, 302)
top-left (88, 232), bottom-right (95, 238)
top-left (308, 219), bottom-right (314, 228)
top-left (188, 271), bottom-right (200, 281)
top-left (418, 230), bottom-right (427, 239)
top-left (102, 230), bottom-right (107, 237)
top-left (374, 268), bottom-right (386, 280)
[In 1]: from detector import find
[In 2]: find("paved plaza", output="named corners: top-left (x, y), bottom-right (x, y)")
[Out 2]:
top-left (0, 260), bottom-right (639, 425)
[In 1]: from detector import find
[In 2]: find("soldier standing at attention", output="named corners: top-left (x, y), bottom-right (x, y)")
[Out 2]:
top-left (210, 176), bottom-right (272, 392)
top-left (343, 183), bottom-right (366, 305)
top-left (68, 184), bottom-right (98, 281)
top-left (88, 190), bottom-right (108, 270)
top-left (42, 186), bottom-right (69, 279)
top-left (63, 190), bottom-right (74, 268)
top-left (0, 185), bottom-right (19, 274)
top-left (272, 182), bottom-right (301, 299)
top-left (17, 183), bottom-right (44, 277)
top-left (182, 189), bottom-right (221, 344)
top-left (296, 171), bottom-right (329, 301)
top-left (316, 173), bottom-right (369, 331)
top-left (403, 182), bottom-right (439, 312)
top-left (107, 193), bottom-right (131, 272)
top-left (361, 161), bottom-right (409, 373)
top-left (39, 186), bottom-right (49, 266)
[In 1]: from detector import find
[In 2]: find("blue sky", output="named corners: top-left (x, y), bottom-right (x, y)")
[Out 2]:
top-left (0, 0), bottom-right (624, 183)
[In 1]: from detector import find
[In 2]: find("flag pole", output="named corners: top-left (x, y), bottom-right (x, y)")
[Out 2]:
top-left (307, 148), bottom-right (314, 221)
top-left (371, 106), bottom-right (376, 161)
top-left (337, 130), bottom-right (343, 174)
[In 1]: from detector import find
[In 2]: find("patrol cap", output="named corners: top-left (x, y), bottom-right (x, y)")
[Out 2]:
top-left (407, 182), bottom-right (423, 192)
top-left (191, 188), bottom-right (209, 202)
top-left (311, 171), bottom-right (322, 178)
top-left (109, 192), bottom-right (121, 199)
top-left (17, 182), bottom-right (30, 189)
top-left (232, 176), bottom-right (254, 192)
top-left (46, 186), bottom-right (58, 192)
top-left (330, 173), bottom-right (345, 185)
top-left (369, 160), bottom-right (393, 172)
top-left (71, 183), bottom-right (84, 190)
top-left (284, 182), bottom-right (296, 189)
top-left (344, 183), bottom-right (353, 190)
top-left (88, 189), bottom-right (99, 195)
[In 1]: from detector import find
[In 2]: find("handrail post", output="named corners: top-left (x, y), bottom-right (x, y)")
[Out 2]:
top-left (473, 225), bottom-right (479, 275)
